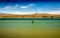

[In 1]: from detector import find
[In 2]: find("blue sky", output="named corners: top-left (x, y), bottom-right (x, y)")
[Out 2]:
top-left (0, 0), bottom-right (60, 14)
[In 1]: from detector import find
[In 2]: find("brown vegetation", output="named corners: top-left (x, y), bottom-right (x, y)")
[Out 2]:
top-left (0, 14), bottom-right (60, 18)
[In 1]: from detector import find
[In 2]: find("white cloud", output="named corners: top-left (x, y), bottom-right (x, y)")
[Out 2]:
top-left (0, 10), bottom-right (35, 14)
top-left (36, 9), bottom-right (60, 14)
top-left (20, 6), bottom-right (28, 8)
top-left (28, 3), bottom-right (34, 6)
top-left (9, 11), bottom-right (22, 14)
top-left (2, 6), bottom-right (12, 9)
top-left (38, 11), bottom-right (60, 14)
top-left (16, 4), bottom-right (19, 6)
top-left (45, 10), bottom-right (60, 14)
top-left (20, 3), bottom-right (34, 8)
top-left (9, 11), bottom-right (35, 14)
top-left (2, 4), bottom-right (19, 10)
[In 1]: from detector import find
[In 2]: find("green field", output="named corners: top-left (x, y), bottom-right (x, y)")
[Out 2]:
top-left (0, 20), bottom-right (60, 38)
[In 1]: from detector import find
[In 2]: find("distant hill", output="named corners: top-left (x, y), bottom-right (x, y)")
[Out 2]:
top-left (0, 13), bottom-right (60, 18)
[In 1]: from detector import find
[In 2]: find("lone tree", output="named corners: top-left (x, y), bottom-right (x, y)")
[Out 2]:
top-left (32, 13), bottom-right (37, 23)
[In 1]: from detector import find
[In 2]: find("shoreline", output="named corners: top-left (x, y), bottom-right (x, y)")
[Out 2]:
top-left (0, 18), bottom-right (60, 20)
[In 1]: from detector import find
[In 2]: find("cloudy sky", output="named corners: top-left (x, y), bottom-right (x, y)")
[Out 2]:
top-left (0, 0), bottom-right (60, 14)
